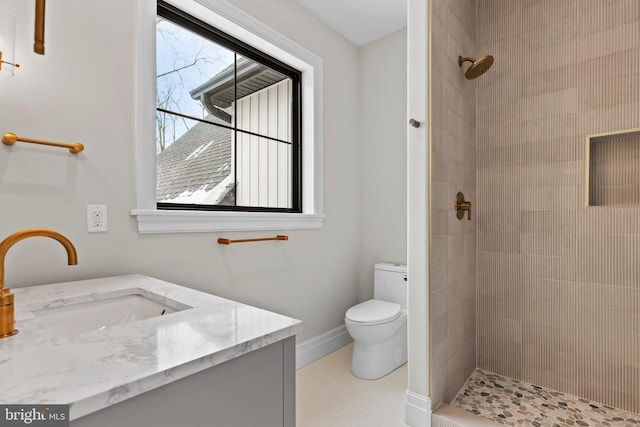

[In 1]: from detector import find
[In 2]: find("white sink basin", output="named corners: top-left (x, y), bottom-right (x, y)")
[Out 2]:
top-left (32, 293), bottom-right (188, 336)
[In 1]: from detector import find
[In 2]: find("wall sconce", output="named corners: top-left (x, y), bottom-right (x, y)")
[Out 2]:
top-left (0, 6), bottom-right (20, 76)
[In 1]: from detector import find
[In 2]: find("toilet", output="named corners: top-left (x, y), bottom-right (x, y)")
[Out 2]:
top-left (345, 263), bottom-right (407, 380)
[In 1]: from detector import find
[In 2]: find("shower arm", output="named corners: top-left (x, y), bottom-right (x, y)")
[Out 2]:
top-left (458, 56), bottom-right (475, 67)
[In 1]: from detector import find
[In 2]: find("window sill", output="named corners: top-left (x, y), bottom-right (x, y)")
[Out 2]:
top-left (131, 209), bottom-right (325, 233)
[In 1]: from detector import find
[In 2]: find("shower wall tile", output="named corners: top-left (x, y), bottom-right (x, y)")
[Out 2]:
top-left (432, 313), bottom-right (449, 348)
top-left (430, 0), bottom-right (477, 408)
top-left (526, 41), bottom-right (577, 74)
top-left (577, 21), bottom-right (640, 61)
top-left (578, 0), bottom-right (640, 37)
top-left (476, 0), bottom-right (640, 413)
top-left (520, 210), bottom-right (580, 233)
top-left (477, 211), bottom-right (521, 233)
top-left (476, 0), bottom-right (521, 45)
top-left (477, 167), bottom-right (520, 190)
top-left (477, 273), bottom-right (523, 298)
top-left (522, 63), bottom-right (578, 98)
top-left (520, 161), bottom-right (581, 188)
top-left (521, 0), bottom-right (576, 32)
top-left (477, 101), bottom-right (520, 130)
top-left (523, 15), bottom-right (577, 47)
top-left (520, 88), bottom-right (578, 122)
top-left (522, 113), bottom-right (577, 143)
top-left (449, 0), bottom-right (476, 44)
top-left (578, 75), bottom-right (640, 111)
top-left (578, 47), bottom-right (640, 86)
top-left (520, 138), bottom-right (580, 165)
top-left (448, 234), bottom-right (466, 259)
top-left (432, 262), bottom-right (448, 293)
top-left (432, 153), bottom-right (449, 183)
top-left (520, 185), bottom-right (583, 210)
top-left (477, 231), bottom-right (520, 253)
top-left (477, 187), bottom-right (520, 212)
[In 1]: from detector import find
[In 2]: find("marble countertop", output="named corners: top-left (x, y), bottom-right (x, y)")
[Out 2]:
top-left (0, 275), bottom-right (303, 420)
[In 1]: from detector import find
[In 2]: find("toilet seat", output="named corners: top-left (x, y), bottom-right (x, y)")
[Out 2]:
top-left (345, 299), bottom-right (401, 326)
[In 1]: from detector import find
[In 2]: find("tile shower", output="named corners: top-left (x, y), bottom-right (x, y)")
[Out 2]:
top-left (431, 0), bottom-right (640, 421)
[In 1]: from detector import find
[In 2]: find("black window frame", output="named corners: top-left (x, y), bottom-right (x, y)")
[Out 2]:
top-left (156, 0), bottom-right (302, 213)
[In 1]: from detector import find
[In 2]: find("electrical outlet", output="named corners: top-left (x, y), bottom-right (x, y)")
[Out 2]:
top-left (87, 204), bottom-right (108, 232)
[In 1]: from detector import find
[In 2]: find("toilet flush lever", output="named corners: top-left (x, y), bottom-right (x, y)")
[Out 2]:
top-left (454, 192), bottom-right (472, 221)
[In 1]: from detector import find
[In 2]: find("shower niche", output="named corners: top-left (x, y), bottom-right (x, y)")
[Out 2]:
top-left (587, 128), bottom-right (640, 206)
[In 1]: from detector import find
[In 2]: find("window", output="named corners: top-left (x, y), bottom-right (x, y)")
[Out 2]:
top-left (157, 1), bottom-right (301, 212)
top-left (132, 0), bottom-right (324, 233)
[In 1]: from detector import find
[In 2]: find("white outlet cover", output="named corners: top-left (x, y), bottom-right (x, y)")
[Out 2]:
top-left (87, 205), bottom-right (108, 233)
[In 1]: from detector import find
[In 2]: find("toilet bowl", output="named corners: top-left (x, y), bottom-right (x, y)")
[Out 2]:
top-left (345, 263), bottom-right (407, 380)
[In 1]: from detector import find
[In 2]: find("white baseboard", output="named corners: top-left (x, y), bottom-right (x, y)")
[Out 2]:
top-left (405, 389), bottom-right (432, 427)
top-left (296, 324), bottom-right (353, 369)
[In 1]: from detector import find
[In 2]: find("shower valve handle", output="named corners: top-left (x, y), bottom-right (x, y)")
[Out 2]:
top-left (454, 192), bottom-right (472, 221)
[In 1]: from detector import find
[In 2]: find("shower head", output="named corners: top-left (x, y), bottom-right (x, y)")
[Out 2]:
top-left (458, 55), bottom-right (494, 79)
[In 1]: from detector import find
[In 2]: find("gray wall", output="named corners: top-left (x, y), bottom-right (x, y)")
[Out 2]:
top-left (476, 0), bottom-right (640, 412)
top-left (0, 0), bottom-right (367, 343)
top-left (358, 28), bottom-right (408, 302)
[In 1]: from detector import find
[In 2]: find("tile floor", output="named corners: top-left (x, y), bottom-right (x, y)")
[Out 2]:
top-left (296, 343), bottom-right (409, 427)
top-left (453, 370), bottom-right (640, 426)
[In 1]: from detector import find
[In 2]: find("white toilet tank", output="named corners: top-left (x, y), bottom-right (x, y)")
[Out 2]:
top-left (373, 263), bottom-right (407, 309)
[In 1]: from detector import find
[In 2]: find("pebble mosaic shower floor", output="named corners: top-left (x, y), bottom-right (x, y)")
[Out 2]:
top-left (453, 370), bottom-right (640, 426)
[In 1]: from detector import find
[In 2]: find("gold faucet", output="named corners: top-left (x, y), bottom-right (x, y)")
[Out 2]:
top-left (0, 228), bottom-right (77, 338)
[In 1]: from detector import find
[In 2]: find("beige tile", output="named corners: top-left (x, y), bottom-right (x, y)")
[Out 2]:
top-left (520, 209), bottom-right (578, 233)
top-left (477, 145), bottom-right (520, 169)
top-left (477, 10), bottom-right (522, 46)
top-left (432, 153), bottom-right (449, 183)
top-left (432, 234), bottom-right (449, 263)
top-left (432, 287), bottom-right (449, 320)
top-left (432, 182), bottom-right (453, 222)
top-left (441, 0), bottom-right (640, 414)
top-left (432, 261), bottom-right (449, 293)
top-left (578, 0), bottom-right (640, 37)
top-left (520, 88), bottom-right (578, 122)
top-left (477, 187), bottom-right (520, 212)
top-left (477, 273), bottom-right (523, 298)
top-left (578, 74), bottom-right (640, 111)
top-left (522, 0), bottom-right (577, 32)
top-left (577, 20), bottom-right (640, 61)
top-left (524, 40), bottom-right (577, 75)
top-left (578, 47), bottom-right (640, 86)
top-left (296, 343), bottom-right (408, 427)
top-left (520, 185), bottom-right (581, 211)
top-left (477, 211), bottom-right (521, 232)
top-left (447, 233), bottom-right (466, 259)
top-left (477, 231), bottom-right (520, 253)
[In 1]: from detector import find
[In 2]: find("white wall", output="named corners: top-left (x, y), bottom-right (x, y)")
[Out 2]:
top-left (357, 28), bottom-right (408, 301)
top-left (0, 0), bottom-right (361, 342)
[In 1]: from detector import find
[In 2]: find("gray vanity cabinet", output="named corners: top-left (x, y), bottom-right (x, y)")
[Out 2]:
top-left (72, 337), bottom-right (296, 427)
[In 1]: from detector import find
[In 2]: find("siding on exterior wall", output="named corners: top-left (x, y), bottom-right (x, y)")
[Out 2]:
top-left (236, 79), bottom-right (292, 208)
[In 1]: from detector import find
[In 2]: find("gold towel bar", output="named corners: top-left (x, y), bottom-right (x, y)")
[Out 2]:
top-left (34, 0), bottom-right (46, 55)
top-left (2, 133), bottom-right (84, 154)
top-left (218, 235), bottom-right (289, 245)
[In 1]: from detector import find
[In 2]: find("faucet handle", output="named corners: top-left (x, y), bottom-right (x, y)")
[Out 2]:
top-left (454, 192), bottom-right (472, 221)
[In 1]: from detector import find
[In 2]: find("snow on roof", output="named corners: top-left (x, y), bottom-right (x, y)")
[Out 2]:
top-left (157, 114), bottom-right (233, 205)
